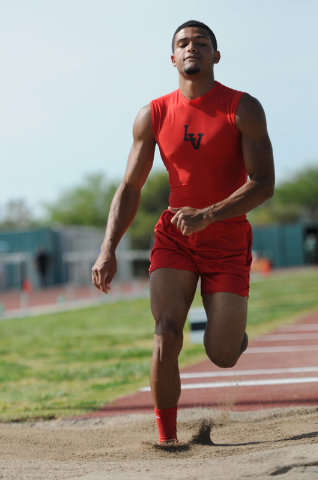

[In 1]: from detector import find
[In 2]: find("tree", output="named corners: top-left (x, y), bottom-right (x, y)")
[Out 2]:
top-left (274, 167), bottom-right (318, 221)
top-left (44, 174), bottom-right (117, 227)
top-left (248, 165), bottom-right (318, 225)
top-left (44, 170), bottom-right (170, 250)
top-left (0, 199), bottom-right (35, 230)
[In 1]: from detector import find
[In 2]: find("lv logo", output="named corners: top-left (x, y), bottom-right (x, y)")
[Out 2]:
top-left (183, 125), bottom-right (204, 150)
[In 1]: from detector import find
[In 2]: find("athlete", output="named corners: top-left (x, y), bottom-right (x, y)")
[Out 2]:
top-left (92, 20), bottom-right (275, 443)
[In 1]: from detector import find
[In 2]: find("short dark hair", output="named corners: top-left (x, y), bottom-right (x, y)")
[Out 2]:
top-left (172, 20), bottom-right (218, 53)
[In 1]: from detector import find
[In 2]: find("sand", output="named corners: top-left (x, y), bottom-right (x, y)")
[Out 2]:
top-left (0, 406), bottom-right (318, 480)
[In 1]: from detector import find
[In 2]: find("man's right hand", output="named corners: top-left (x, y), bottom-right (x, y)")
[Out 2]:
top-left (92, 251), bottom-right (117, 294)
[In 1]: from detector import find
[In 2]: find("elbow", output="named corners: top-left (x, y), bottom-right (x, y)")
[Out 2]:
top-left (265, 166), bottom-right (275, 200)
top-left (254, 174), bottom-right (275, 201)
top-left (261, 183), bottom-right (274, 203)
top-left (250, 176), bottom-right (275, 205)
top-left (266, 181), bottom-right (275, 200)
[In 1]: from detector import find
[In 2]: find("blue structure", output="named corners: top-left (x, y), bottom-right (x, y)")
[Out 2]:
top-left (0, 226), bottom-right (104, 289)
top-left (0, 222), bottom-right (317, 290)
top-left (252, 222), bottom-right (318, 268)
top-left (0, 228), bottom-right (63, 288)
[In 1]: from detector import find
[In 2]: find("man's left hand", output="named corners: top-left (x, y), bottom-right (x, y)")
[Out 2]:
top-left (168, 206), bottom-right (212, 236)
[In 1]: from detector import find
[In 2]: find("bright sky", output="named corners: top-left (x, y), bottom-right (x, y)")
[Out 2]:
top-left (1, 0), bottom-right (317, 217)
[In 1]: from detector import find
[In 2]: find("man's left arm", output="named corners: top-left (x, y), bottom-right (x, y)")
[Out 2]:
top-left (169, 94), bottom-right (275, 235)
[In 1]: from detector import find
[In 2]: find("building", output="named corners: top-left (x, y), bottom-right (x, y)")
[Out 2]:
top-left (0, 226), bottom-right (132, 290)
top-left (252, 222), bottom-right (318, 268)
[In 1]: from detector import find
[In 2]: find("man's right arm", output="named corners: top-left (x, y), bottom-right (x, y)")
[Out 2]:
top-left (92, 104), bottom-right (155, 293)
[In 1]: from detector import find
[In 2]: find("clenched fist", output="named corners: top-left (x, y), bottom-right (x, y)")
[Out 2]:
top-left (168, 206), bottom-right (212, 236)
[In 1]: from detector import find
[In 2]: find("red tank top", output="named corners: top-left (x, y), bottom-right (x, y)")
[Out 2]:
top-left (150, 81), bottom-right (247, 218)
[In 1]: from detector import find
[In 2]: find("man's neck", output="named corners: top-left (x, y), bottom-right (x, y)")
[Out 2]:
top-left (178, 75), bottom-right (215, 100)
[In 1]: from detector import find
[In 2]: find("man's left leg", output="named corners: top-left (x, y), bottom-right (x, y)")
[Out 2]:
top-left (202, 292), bottom-right (248, 368)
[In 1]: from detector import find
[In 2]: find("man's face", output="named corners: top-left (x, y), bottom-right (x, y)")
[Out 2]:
top-left (171, 27), bottom-right (220, 76)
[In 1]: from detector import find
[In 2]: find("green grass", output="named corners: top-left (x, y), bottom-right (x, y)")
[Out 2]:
top-left (0, 267), bottom-right (318, 422)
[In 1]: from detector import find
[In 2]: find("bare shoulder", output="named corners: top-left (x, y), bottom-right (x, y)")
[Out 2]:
top-left (133, 104), bottom-right (155, 143)
top-left (123, 104), bottom-right (155, 187)
top-left (236, 93), bottom-right (268, 136)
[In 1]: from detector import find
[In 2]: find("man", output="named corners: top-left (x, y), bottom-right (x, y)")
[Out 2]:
top-left (92, 20), bottom-right (275, 444)
top-left (35, 246), bottom-right (51, 288)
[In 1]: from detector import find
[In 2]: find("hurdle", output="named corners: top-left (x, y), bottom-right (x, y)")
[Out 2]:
top-left (188, 307), bottom-right (207, 344)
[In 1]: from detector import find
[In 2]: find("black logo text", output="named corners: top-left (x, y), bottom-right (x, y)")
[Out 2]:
top-left (183, 125), bottom-right (204, 150)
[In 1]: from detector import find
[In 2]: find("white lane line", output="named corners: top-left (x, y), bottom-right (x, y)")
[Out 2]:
top-left (245, 345), bottom-right (318, 353)
top-left (279, 324), bottom-right (318, 332)
top-left (140, 376), bottom-right (318, 392)
top-left (181, 377), bottom-right (318, 390)
top-left (180, 366), bottom-right (318, 379)
top-left (257, 333), bottom-right (318, 341)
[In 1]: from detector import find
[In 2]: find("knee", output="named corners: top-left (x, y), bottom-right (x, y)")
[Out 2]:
top-left (204, 332), bottom-right (248, 369)
top-left (204, 342), bottom-right (238, 369)
top-left (207, 351), bottom-right (238, 368)
top-left (154, 318), bottom-right (183, 357)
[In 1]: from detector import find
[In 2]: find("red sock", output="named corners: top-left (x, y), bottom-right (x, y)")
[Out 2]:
top-left (154, 406), bottom-right (178, 443)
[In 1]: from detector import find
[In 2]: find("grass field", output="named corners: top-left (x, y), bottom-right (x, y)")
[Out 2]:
top-left (0, 267), bottom-right (318, 422)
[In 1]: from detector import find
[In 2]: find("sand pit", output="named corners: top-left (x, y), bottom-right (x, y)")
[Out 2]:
top-left (0, 407), bottom-right (318, 480)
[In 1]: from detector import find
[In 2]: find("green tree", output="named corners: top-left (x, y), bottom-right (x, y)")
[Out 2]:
top-left (248, 165), bottom-right (318, 225)
top-left (44, 170), bottom-right (169, 250)
top-left (44, 174), bottom-right (117, 227)
top-left (274, 167), bottom-right (318, 220)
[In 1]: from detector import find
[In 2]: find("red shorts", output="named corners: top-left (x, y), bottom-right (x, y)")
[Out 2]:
top-left (149, 210), bottom-right (252, 297)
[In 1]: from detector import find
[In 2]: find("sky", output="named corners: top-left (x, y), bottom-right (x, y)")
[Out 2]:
top-left (1, 0), bottom-right (317, 218)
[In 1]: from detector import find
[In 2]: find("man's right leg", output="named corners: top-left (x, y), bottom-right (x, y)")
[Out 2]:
top-left (150, 268), bottom-right (198, 442)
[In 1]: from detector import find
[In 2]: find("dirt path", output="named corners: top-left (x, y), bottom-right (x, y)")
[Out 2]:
top-left (1, 300), bottom-right (318, 479)
top-left (1, 406), bottom-right (318, 479)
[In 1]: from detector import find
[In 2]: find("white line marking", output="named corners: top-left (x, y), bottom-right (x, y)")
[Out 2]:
top-left (180, 366), bottom-right (318, 379)
top-left (279, 324), bottom-right (318, 332)
top-left (245, 345), bottom-right (318, 353)
top-left (257, 333), bottom-right (318, 341)
top-left (140, 376), bottom-right (318, 392)
top-left (181, 377), bottom-right (318, 390)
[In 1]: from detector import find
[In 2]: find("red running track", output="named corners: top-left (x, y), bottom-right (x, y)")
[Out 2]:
top-left (78, 310), bottom-right (318, 418)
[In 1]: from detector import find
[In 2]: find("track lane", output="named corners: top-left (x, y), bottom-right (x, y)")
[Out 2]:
top-left (75, 310), bottom-right (318, 418)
